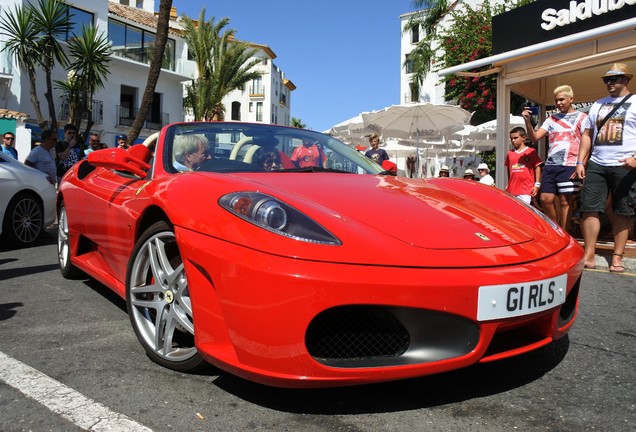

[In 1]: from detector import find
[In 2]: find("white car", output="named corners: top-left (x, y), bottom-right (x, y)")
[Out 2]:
top-left (0, 152), bottom-right (56, 247)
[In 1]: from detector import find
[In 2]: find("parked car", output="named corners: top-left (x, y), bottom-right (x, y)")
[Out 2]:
top-left (57, 122), bottom-right (584, 388)
top-left (0, 152), bottom-right (56, 248)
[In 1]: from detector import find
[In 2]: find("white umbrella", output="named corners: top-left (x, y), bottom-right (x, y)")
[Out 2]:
top-left (326, 113), bottom-right (379, 144)
top-left (473, 114), bottom-right (525, 138)
top-left (383, 139), bottom-right (418, 157)
top-left (361, 103), bottom-right (472, 142)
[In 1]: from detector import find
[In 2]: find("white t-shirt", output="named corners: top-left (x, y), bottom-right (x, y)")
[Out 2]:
top-left (26, 145), bottom-right (56, 180)
top-left (539, 111), bottom-right (587, 166)
top-left (586, 94), bottom-right (636, 166)
top-left (479, 174), bottom-right (495, 186)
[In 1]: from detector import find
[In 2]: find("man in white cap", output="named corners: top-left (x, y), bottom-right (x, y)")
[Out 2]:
top-left (477, 163), bottom-right (495, 186)
top-left (463, 168), bottom-right (476, 181)
top-left (438, 165), bottom-right (450, 177)
top-left (575, 62), bottom-right (636, 272)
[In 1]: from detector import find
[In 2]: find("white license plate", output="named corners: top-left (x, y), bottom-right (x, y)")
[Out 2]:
top-left (477, 274), bottom-right (567, 321)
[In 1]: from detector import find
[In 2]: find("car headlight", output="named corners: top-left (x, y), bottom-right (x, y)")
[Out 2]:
top-left (219, 192), bottom-right (341, 245)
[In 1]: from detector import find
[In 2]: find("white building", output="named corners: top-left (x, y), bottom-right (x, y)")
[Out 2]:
top-left (199, 42), bottom-right (296, 125)
top-left (399, 1), bottom-right (500, 106)
top-left (0, 0), bottom-right (294, 158)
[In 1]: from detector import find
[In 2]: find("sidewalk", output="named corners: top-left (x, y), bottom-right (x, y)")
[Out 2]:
top-left (582, 239), bottom-right (636, 273)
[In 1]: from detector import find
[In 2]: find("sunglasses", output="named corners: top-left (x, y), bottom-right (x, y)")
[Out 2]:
top-left (602, 76), bottom-right (623, 84)
top-left (4, 136), bottom-right (15, 140)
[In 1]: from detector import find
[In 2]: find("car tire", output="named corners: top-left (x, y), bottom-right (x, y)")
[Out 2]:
top-left (126, 221), bottom-right (205, 372)
top-left (57, 202), bottom-right (83, 279)
top-left (2, 192), bottom-right (44, 248)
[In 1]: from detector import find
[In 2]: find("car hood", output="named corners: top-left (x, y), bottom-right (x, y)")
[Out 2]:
top-left (243, 174), bottom-right (532, 248)
top-left (164, 172), bottom-right (571, 268)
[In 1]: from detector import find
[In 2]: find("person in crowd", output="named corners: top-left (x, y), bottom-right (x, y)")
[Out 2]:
top-left (438, 165), bottom-right (450, 177)
top-left (505, 127), bottom-right (542, 204)
top-left (364, 133), bottom-right (390, 165)
top-left (2, 132), bottom-right (18, 159)
top-left (117, 135), bottom-right (130, 149)
top-left (291, 137), bottom-right (328, 168)
top-left (575, 63), bottom-right (636, 273)
top-left (24, 129), bottom-right (57, 185)
top-left (56, 124), bottom-right (84, 180)
top-left (523, 85), bottom-right (587, 231)
top-left (85, 132), bottom-right (103, 156)
top-left (406, 155), bottom-right (417, 178)
top-left (477, 163), bottom-right (495, 186)
top-left (173, 134), bottom-right (210, 171)
top-left (463, 168), bottom-right (476, 181)
top-left (254, 149), bottom-right (282, 171)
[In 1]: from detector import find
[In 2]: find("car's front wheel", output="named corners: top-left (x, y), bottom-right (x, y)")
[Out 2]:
top-left (2, 192), bottom-right (43, 247)
top-left (126, 221), bottom-right (205, 372)
top-left (57, 203), bottom-right (82, 279)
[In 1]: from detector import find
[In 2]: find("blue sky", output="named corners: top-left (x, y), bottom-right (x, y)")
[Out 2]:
top-left (177, 1), bottom-right (418, 132)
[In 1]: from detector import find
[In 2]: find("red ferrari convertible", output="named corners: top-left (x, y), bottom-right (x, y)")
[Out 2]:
top-left (57, 122), bottom-right (584, 388)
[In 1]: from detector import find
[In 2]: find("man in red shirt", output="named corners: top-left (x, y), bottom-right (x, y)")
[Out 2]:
top-left (505, 127), bottom-right (542, 205)
top-left (291, 138), bottom-right (328, 168)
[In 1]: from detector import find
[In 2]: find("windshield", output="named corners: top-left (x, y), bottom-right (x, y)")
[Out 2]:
top-left (161, 122), bottom-right (384, 175)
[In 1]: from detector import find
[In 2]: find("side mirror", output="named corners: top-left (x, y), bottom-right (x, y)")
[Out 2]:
top-left (87, 148), bottom-right (150, 178)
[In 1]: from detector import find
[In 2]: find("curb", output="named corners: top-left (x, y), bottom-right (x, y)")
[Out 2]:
top-left (591, 249), bottom-right (636, 273)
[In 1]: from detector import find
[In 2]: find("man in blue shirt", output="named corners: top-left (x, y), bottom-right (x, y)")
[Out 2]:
top-left (2, 132), bottom-right (18, 159)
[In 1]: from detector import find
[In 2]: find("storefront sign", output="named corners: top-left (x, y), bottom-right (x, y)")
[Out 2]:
top-left (493, 0), bottom-right (635, 54)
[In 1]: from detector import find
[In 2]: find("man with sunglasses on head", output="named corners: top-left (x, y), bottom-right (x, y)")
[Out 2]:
top-left (2, 132), bottom-right (18, 159)
top-left (575, 63), bottom-right (636, 273)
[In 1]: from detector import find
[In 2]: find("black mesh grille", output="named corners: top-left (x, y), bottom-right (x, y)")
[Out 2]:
top-left (306, 306), bottom-right (410, 360)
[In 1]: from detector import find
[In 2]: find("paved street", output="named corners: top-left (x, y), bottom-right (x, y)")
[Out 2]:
top-left (0, 230), bottom-right (634, 432)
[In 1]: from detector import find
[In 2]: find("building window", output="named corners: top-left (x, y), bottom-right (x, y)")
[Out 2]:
top-left (60, 6), bottom-right (93, 41)
top-left (250, 77), bottom-right (264, 95)
top-left (411, 26), bottom-right (420, 44)
top-left (231, 102), bottom-right (241, 121)
top-left (108, 19), bottom-right (176, 71)
top-left (146, 92), bottom-right (164, 130)
top-left (249, 102), bottom-right (253, 112)
top-left (405, 54), bottom-right (414, 74)
top-left (256, 102), bottom-right (263, 122)
top-left (409, 84), bottom-right (419, 103)
top-left (118, 85), bottom-right (137, 127)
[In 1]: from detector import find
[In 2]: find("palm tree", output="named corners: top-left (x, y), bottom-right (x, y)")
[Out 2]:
top-left (0, 4), bottom-right (47, 128)
top-left (31, 0), bottom-right (71, 136)
top-left (183, 9), bottom-right (263, 121)
top-left (65, 25), bottom-right (112, 140)
top-left (127, 0), bottom-right (173, 146)
top-left (291, 118), bottom-right (306, 129)
top-left (403, 1), bottom-right (449, 102)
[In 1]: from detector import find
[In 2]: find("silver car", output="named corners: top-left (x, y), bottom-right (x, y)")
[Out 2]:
top-left (0, 152), bottom-right (56, 247)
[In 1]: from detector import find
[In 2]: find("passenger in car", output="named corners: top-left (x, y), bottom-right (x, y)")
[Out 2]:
top-left (254, 149), bottom-right (282, 171)
top-left (173, 134), bottom-right (210, 171)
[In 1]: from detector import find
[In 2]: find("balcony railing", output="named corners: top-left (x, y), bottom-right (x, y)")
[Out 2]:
top-left (249, 85), bottom-right (265, 96)
top-left (117, 105), bottom-right (169, 131)
top-left (59, 99), bottom-right (104, 124)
